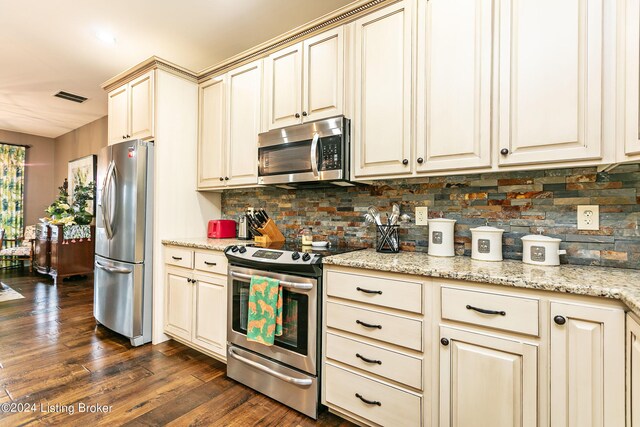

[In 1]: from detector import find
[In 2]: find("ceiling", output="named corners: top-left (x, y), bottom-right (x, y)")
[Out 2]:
top-left (0, 0), bottom-right (353, 139)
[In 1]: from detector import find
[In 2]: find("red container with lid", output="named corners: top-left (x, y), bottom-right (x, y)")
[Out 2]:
top-left (208, 220), bottom-right (236, 238)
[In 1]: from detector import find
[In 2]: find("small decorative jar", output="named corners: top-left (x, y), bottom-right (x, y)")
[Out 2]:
top-left (470, 226), bottom-right (505, 261)
top-left (428, 218), bottom-right (456, 257)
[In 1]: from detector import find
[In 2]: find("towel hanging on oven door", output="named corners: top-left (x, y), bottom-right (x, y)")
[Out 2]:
top-left (246, 275), bottom-right (283, 345)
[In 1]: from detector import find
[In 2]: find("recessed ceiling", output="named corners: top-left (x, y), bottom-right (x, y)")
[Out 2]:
top-left (0, 0), bottom-right (353, 138)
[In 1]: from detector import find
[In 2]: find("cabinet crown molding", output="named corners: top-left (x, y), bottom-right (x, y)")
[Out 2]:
top-left (101, 56), bottom-right (198, 92)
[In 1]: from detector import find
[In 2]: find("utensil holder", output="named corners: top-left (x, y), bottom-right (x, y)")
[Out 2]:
top-left (376, 225), bottom-right (399, 253)
top-left (254, 218), bottom-right (285, 244)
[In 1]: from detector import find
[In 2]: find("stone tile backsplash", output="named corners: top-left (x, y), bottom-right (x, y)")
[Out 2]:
top-left (221, 164), bottom-right (640, 269)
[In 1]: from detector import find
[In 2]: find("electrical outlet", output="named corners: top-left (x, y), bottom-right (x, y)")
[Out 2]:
top-left (577, 205), bottom-right (599, 231)
top-left (415, 207), bottom-right (429, 225)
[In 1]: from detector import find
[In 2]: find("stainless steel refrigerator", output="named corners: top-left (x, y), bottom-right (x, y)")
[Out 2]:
top-left (94, 139), bottom-right (154, 346)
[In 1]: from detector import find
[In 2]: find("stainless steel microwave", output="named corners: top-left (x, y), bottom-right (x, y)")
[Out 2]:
top-left (257, 116), bottom-right (352, 187)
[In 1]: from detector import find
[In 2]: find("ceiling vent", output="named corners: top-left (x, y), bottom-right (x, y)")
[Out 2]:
top-left (54, 91), bottom-right (88, 103)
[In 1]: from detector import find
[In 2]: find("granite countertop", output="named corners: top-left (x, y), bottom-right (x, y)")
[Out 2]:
top-left (162, 237), bottom-right (251, 252)
top-left (323, 249), bottom-right (640, 317)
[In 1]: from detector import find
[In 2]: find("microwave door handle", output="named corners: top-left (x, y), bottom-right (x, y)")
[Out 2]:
top-left (310, 132), bottom-right (319, 177)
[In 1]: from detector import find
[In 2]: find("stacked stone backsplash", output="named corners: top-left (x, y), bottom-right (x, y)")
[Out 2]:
top-left (221, 164), bottom-right (640, 269)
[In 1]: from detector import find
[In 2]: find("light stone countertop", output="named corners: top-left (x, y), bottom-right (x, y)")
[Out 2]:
top-left (161, 237), bottom-right (251, 252)
top-left (323, 249), bottom-right (640, 317)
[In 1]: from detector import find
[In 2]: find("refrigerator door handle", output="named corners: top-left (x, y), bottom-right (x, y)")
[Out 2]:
top-left (95, 261), bottom-right (132, 274)
top-left (103, 161), bottom-right (117, 239)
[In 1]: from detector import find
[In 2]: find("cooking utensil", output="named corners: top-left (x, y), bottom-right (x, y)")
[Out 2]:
top-left (367, 206), bottom-right (382, 226)
top-left (399, 214), bottom-right (411, 224)
top-left (389, 203), bottom-right (400, 225)
top-left (363, 212), bottom-right (377, 225)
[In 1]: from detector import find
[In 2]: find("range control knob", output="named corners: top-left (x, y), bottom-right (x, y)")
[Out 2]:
top-left (291, 251), bottom-right (301, 260)
top-left (230, 245), bottom-right (239, 253)
top-left (238, 246), bottom-right (247, 254)
top-left (302, 253), bottom-right (311, 261)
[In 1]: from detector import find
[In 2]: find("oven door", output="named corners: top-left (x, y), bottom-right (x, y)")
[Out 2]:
top-left (227, 266), bottom-right (318, 375)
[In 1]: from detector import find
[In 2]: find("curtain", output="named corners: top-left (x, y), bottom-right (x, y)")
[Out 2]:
top-left (0, 143), bottom-right (26, 242)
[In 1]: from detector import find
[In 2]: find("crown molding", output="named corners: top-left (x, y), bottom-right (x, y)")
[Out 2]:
top-left (101, 0), bottom-right (398, 91)
top-left (101, 56), bottom-right (198, 92)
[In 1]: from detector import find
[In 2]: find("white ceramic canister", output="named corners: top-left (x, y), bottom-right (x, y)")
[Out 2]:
top-left (428, 218), bottom-right (456, 257)
top-left (470, 226), bottom-right (505, 261)
top-left (521, 235), bottom-right (567, 266)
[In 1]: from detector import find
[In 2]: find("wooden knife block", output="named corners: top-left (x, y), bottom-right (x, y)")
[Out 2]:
top-left (254, 219), bottom-right (285, 245)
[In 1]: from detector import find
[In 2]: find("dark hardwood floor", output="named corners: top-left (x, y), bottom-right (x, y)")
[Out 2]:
top-left (0, 269), bottom-right (353, 426)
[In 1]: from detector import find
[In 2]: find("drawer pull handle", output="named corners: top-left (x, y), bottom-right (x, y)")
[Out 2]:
top-left (204, 261), bottom-right (217, 266)
top-left (356, 287), bottom-right (382, 295)
top-left (171, 256), bottom-right (183, 261)
top-left (356, 353), bottom-right (382, 365)
top-left (466, 305), bottom-right (506, 316)
top-left (356, 320), bottom-right (382, 329)
top-left (355, 393), bottom-right (381, 406)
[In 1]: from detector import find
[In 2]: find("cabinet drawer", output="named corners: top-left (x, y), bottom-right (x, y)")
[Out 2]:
top-left (441, 286), bottom-right (539, 336)
top-left (164, 247), bottom-right (193, 269)
top-left (194, 251), bottom-right (227, 275)
top-left (326, 333), bottom-right (422, 389)
top-left (325, 363), bottom-right (421, 427)
top-left (326, 302), bottom-right (422, 351)
top-left (326, 270), bottom-right (423, 314)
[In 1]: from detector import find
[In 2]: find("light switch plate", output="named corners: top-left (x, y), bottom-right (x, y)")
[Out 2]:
top-left (415, 207), bottom-right (429, 225)
top-left (577, 205), bottom-right (599, 230)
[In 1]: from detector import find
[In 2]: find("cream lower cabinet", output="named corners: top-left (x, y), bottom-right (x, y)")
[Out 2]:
top-left (164, 247), bottom-right (228, 362)
top-left (628, 314), bottom-right (640, 427)
top-left (107, 70), bottom-right (155, 145)
top-left (550, 301), bottom-right (625, 427)
top-left (322, 267), bottom-right (424, 427)
top-left (439, 327), bottom-right (538, 427)
top-left (198, 59), bottom-right (262, 190)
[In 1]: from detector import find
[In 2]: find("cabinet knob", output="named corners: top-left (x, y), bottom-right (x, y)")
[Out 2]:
top-left (302, 111), bottom-right (308, 117)
top-left (219, 177), bottom-right (224, 181)
top-left (417, 157), bottom-right (424, 164)
top-left (500, 148), bottom-right (509, 155)
top-left (122, 136), bottom-right (126, 139)
top-left (224, 176), bottom-right (229, 181)
top-left (441, 338), bottom-right (449, 346)
top-left (554, 315), bottom-right (566, 325)
top-left (402, 159), bottom-right (409, 165)
top-left (295, 113), bottom-right (301, 118)
top-left (127, 134), bottom-right (131, 138)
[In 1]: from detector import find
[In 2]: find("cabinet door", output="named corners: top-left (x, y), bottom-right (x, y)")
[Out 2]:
top-left (439, 327), bottom-right (537, 427)
top-left (198, 77), bottom-right (226, 189)
top-left (107, 84), bottom-right (129, 146)
top-left (416, 0), bottom-right (491, 172)
top-left (623, 0), bottom-right (640, 158)
top-left (497, 0), bottom-right (603, 166)
top-left (353, 1), bottom-right (413, 178)
top-left (192, 274), bottom-right (227, 358)
top-left (226, 60), bottom-right (261, 186)
top-left (164, 268), bottom-right (193, 341)
top-left (628, 314), bottom-right (640, 427)
top-left (266, 42), bottom-right (302, 130)
top-left (129, 71), bottom-right (155, 140)
top-left (550, 302), bottom-right (625, 427)
top-left (302, 27), bottom-right (344, 122)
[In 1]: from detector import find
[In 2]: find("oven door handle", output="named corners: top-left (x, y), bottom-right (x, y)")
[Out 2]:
top-left (310, 132), bottom-right (319, 177)
top-left (229, 271), bottom-right (313, 290)
top-left (228, 347), bottom-right (313, 386)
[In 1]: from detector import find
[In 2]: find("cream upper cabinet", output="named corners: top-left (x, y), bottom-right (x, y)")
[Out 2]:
top-left (198, 59), bottom-right (262, 190)
top-left (353, 0), bottom-right (413, 178)
top-left (628, 314), bottom-right (640, 427)
top-left (164, 267), bottom-right (193, 342)
top-left (198, 77), bottom-right (226, 189)
top-left (415, 0), bottom-right (492, 172)
top-left (107, 70), bottom-right (155, 146)
top-left (226, 60), bottom-right (261, 186)
top-left (439, 327), bottom-right (537, 427)
top-left (192, 273), bottom-right (227, 356)
top-left (550, 301), bottom-right (625, 426)
top-left (621, 0), bottom-right (640, 160)
top-left (266, 43), bottom-right (302, 130)
top-left (497, 0), bottom-right (603, 166)
top-left (265, 27), bottom-right (344, 130)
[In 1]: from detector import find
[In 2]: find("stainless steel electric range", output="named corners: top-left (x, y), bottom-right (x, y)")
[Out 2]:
top-left (224, 242), bottom-right (363, 419)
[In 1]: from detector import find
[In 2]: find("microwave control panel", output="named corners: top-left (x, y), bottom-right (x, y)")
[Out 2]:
top-left (319, 137), bottom-right (342, 171)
